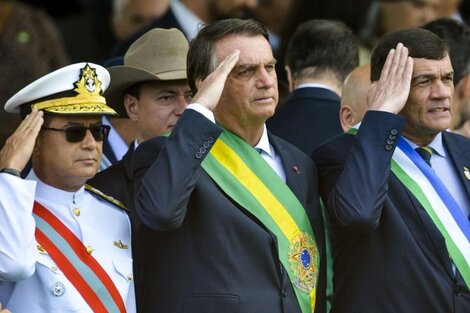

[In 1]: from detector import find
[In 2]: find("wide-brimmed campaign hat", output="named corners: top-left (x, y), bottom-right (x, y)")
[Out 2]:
top-left (105, 28), bottom-right (189, 116)
top-left (5, 62), bottom-right (117, 116)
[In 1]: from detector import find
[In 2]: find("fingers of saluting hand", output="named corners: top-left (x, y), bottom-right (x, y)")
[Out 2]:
top-left (367, 43), bottom-right (413, 114)
top-left (0, 109), bottom-right (44, 171)
top-left (0, 302), bottom-right (11, 313)
top-left (193, 49), bottom-right (240, 111)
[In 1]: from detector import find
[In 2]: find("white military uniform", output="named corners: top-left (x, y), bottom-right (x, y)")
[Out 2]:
top-left (0, 170), bottom-right (135, 313)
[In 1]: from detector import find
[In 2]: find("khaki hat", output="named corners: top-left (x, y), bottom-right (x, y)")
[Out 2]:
top-left (105, 28), bottom-right (189, 116)
top-left (5, 62), bottom-right (117, 116)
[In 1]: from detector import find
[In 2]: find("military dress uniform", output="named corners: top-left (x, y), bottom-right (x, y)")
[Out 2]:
top-left (0, 62), bottom-right (136, 312)
top-left (0, 171), bottom-right (135, 312)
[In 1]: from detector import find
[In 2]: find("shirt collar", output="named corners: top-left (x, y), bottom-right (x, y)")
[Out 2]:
top-left (27, 170), bottom-right (85, 206)
top-left (403, 132), bottom-right (446, 158)
top-left (254, 124), bottom-right (275, 158)
top-left (295, 83), bottom-right (335, 93)
top-left (171, 0), bottom-right (204, 41)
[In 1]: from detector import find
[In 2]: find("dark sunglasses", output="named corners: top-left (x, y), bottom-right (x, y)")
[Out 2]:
top-left (41, 124), bottom-right (111, 143)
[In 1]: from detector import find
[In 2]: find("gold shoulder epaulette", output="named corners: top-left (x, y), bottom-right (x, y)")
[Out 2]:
top-left (85, 184), bottom-right (129, 212)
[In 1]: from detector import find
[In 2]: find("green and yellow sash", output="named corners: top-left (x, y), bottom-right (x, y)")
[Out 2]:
top-left (202, 130), bottom-right (319, 313)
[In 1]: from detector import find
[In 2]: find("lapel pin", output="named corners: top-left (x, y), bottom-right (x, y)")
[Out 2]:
top-left (464, 166), bottom-right (470, 180)
top-left (292, 166), bottom-right (301, 174)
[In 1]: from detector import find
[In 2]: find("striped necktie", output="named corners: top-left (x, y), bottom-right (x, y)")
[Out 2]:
top-left (415, 146), bottom-right (433, 167)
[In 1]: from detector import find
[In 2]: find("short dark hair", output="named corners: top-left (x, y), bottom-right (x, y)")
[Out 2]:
top-left (370, 28), bottom-right (448, 82)
top-left (187, 18), bottom-right (269, 93)
top-left (285, 19), bottom-right (359, 83)
top-left (423, 18), bottom-right (470, 85)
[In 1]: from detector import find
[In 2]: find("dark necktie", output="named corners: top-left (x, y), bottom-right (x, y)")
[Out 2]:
top-left (415, 146), bottom-right (433, 167)
top-left (255, 148), bottom-right (263, 154)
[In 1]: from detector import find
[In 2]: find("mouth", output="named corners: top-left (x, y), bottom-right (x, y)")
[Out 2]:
top-left (77, 158), bottom-right (97, 164)
top-left (428, 107), bottom-right (449, 113)
top-left (253, 97), bottom-right (274, 104)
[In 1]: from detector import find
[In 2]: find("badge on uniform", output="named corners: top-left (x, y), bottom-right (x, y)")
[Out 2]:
top-left (464, 166), bottom-right (470, 180)
top-left (113, 240), bottom-right (128, 249)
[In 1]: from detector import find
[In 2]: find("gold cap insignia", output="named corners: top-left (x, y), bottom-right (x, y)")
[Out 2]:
top-left (29, 63), bottom-right (118, 116)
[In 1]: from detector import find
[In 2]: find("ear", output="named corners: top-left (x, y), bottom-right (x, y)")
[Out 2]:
top-left (123, 94), bottom-right (139, 121)
top-left (285, 66), bottom-right (294, 93)
top-left (339, 106), bottom-right (354, 132)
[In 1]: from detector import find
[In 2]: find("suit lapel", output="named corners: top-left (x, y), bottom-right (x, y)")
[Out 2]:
top-left (443, 132), bottom-right (470, 207)
top-left (268, 133), bottom-right (305, 202)
top-left (122, 141), bottom-right (136, 180)
top-left (102, 139), bottom-right (118, 164)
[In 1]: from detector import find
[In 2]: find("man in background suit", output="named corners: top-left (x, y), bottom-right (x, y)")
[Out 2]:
top-left (313, 28), bottom-right (470, 312)
top-left (88, 28), bottom-right (191, 210)
top-left (267, 21), bottom-right (359, 312)
top-left (267, 19), bottom-right (358, 155)
top-left (134, 19), bottom-right (326, 313)
top-left (339, 64), bottom-right (371, 131)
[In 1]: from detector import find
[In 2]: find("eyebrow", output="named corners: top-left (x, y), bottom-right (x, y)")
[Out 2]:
top-left (412, 71), bottom-right (454, 81)
top-left (233, 59), bottom-right (277, 70)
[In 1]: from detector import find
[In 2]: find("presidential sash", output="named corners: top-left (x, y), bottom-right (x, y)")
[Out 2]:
top-left (392, 138), bottom-right (470, 287)
top-left (201, 130), bottom-right (319, 313)
top-left (33, 201), bottom-right (126, 313)
top-left (348, 128), bottom-right (470, 287)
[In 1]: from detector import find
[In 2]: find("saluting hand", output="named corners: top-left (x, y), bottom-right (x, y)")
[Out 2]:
top-left (0, 303), bottom-right (11, 313)
top-left (0, 109), bottom-right (44, 172)
top-left (192, 49), bottom-right (240, 111)
top-left (367, 43), bottom-right (413, 114)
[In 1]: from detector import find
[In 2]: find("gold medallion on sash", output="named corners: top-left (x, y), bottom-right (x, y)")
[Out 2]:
top-left (288, 232), bottom-right (318, 293)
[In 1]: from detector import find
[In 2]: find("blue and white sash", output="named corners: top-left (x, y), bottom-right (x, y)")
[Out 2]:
top-left (392, 138), bottom-right (470, 287)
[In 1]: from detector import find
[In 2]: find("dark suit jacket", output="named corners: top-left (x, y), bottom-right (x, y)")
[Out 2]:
top-left (89, 141), bottom-right (136, 210)
top-left (133, 109), bottom-right (326, 313)
top-left (312, 111), bottom-right (470, 313)
top-left (267, 87), bottom-right (343, 155)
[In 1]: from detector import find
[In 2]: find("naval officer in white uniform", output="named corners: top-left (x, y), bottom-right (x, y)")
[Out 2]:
top-left (0, 63), bottom-right (135, 313)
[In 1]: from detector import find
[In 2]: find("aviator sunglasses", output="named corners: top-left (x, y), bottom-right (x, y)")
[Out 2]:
top-left (41, 124), bottom-right (111, 143)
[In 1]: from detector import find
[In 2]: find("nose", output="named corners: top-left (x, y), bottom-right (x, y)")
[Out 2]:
top-left (430, 79), bottom-right (453, 100)
top-left (81, 128), bottom-right (98, 149)
top-left (174, 96), bottom-right (189, 115)
top-left (256, 67), bottom-right (276, 89)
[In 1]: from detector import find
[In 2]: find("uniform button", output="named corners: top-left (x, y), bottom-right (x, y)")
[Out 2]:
top-left (51, 266), bottom-right (59, 272)
top-left (207, 137), bottom-right (214, 143)
top-left (282, 289), bottom-right (287, 297)
top-left (199, 147), bottom-right (207, 154)
top-left (73, 208), bottom-right (80, 216)
top-left (86, 246), bottom-right (93, 255)
top-left (203, 141), bottom-right (210, 148)
top-left (388, 134), bottom-right (396, 140)
top-left (50, 281), bottom-right (66, 297)
top-left (127, 273), bottom-right (133, 281)
top-left (390, 129), bottom-right (398, 135)
top-left (387, 139), bottom-right (394, 145)
top-left (195, 152), bottom-right (202, 159)
top-left (454, 285), bottom-right (465, 296)
top-left (385, 145), bottom-right (393, 151)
